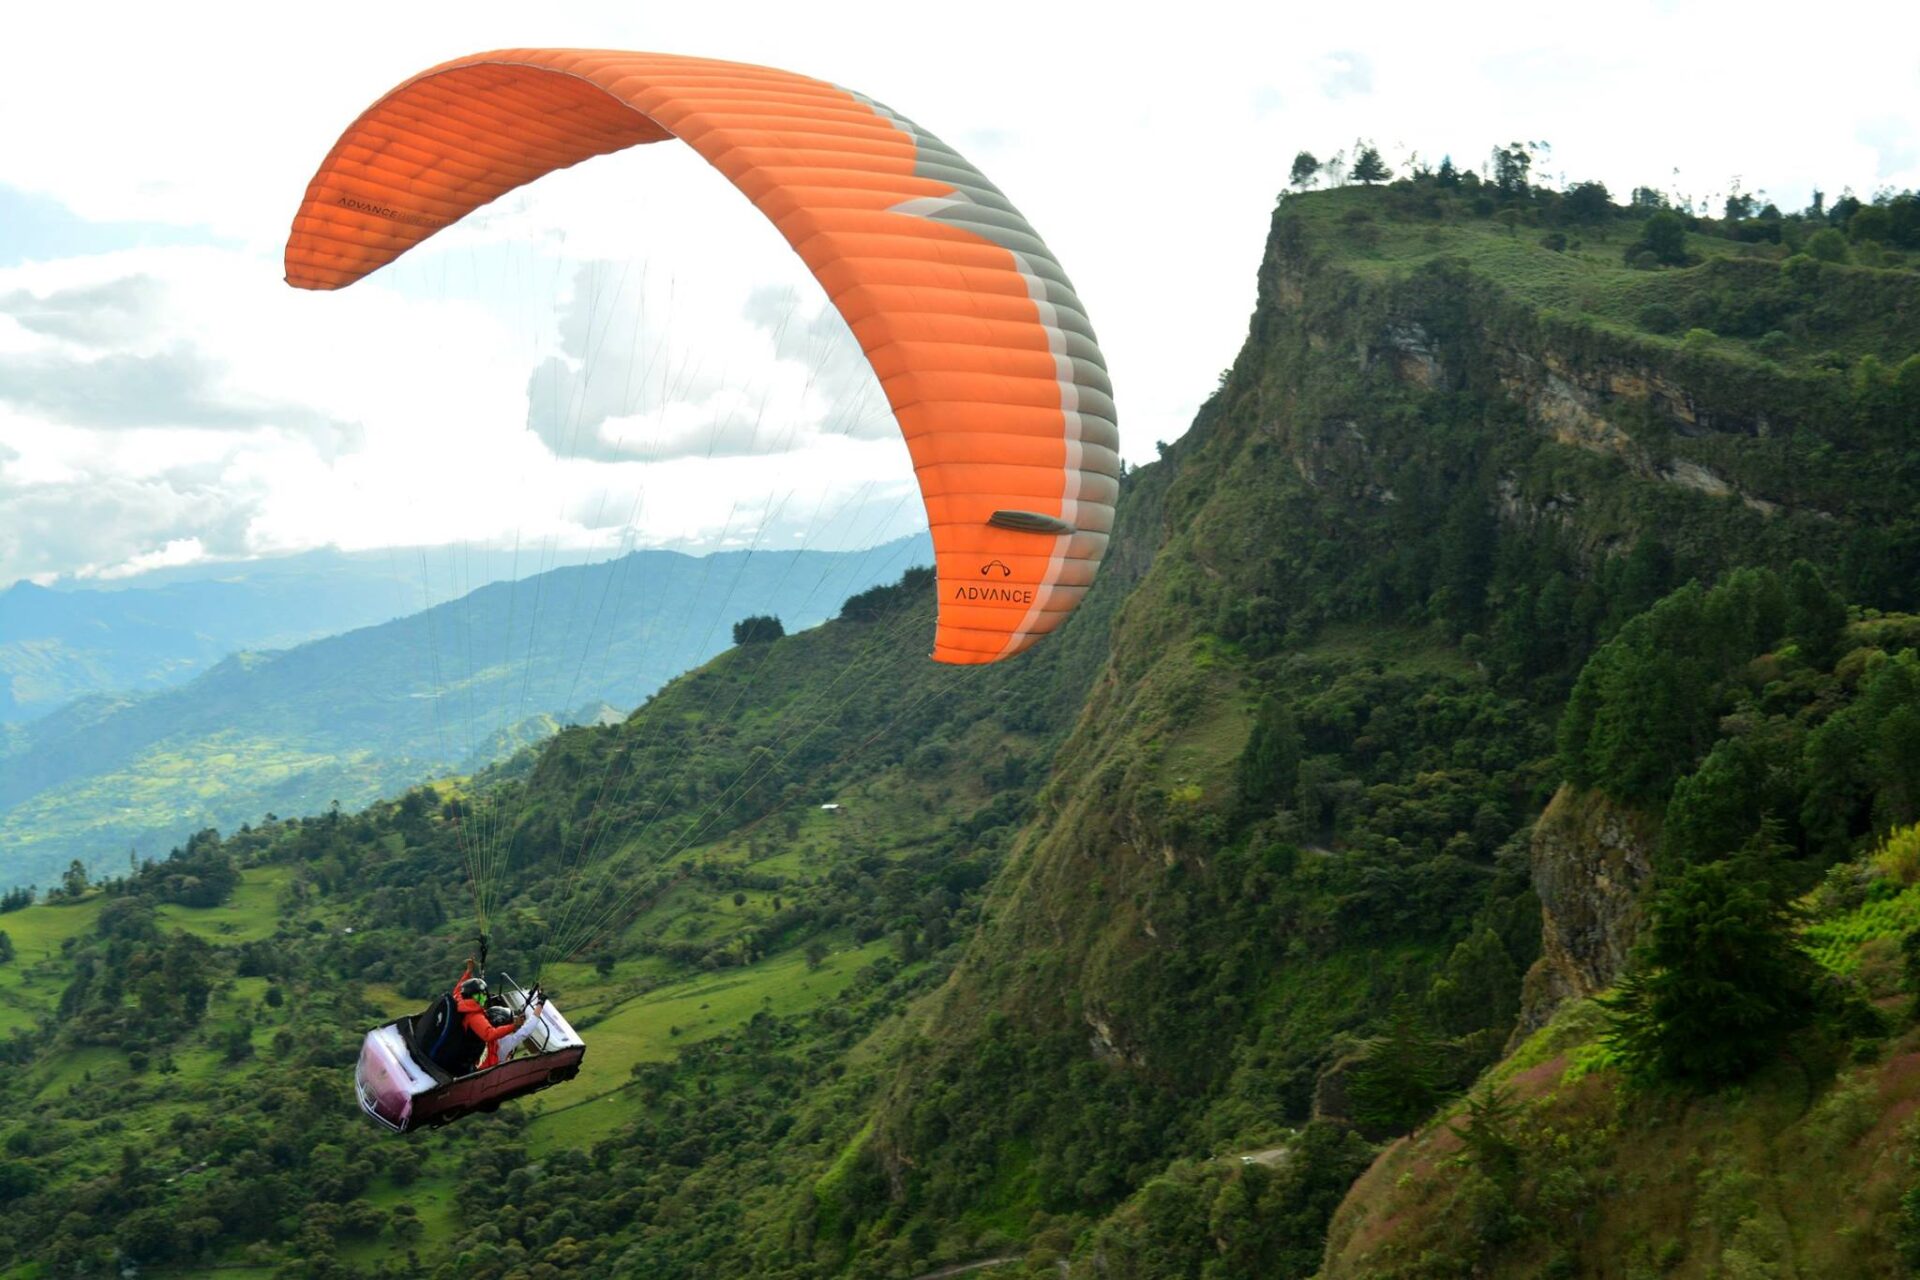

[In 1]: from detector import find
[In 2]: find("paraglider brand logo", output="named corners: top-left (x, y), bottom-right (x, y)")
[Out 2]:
top-left (959, 560), bottom-right (1030, 601)
top-left (338, 195), bottom-right (446, 230)
top-left (953, 582), bottom-right (1034, 604)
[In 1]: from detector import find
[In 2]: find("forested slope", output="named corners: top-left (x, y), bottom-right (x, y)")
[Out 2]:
top-left (1320, 591), bottom-right (1920, 1277)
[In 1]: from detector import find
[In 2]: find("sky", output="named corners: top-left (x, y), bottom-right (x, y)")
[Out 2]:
top-left (2, 1), bottom-right (1917, 586)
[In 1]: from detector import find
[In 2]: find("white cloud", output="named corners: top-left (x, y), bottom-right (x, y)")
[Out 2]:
top-left (0, 444), bottom-right (265, 581)
top-left (90, 536), bottom-right (206, 580)
top-left (1860, 115), bottom-right (1920, 184)
top-left (0, 274), bottom-right (166, 345)
top-left (1320, 51), bottom-right (1373, 99)
top-left (522, 261), bottom-right (889, 465)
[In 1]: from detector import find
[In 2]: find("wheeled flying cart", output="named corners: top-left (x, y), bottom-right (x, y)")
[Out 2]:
top-left (355, 974), bottom-right (585, 1133)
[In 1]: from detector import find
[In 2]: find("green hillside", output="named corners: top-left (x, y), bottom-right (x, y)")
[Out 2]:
top-left (2, 172), bottom-right (1919, 1280)
top-left (0, 535), bottom-right (929, 890)
top-left (1320, 600), bottom-right (1920, 1276)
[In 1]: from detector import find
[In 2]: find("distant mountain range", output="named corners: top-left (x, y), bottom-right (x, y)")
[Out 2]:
top-left (0, 544), bottom-right (613, 722)
top-left (0, 534), bottom-right (930, 887)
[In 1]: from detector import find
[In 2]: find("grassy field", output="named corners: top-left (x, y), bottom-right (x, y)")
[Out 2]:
top-left (0, 867), bottom-right (295, 1038)
top-left (525, 937), bottom-right (896, 1156)
top-left (0, 893), bottom-right (103, 1035)
top-left (1327, 995), bottom-right (1920, 1278)
top-left (154, 865), bottom-right (293, 942)
top-left (582, 938), bottom-right (890, 1068)
top-left (1298, 623), bottom-right (1484, 682)
top-left (341, 1173), bottom-right (463, 1267)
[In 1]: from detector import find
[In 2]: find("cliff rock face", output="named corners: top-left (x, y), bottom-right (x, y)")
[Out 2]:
top-left (1361, 289), bottom-right (1801, 524)
top-left (1512, 785), bottom-right (1657, 1040)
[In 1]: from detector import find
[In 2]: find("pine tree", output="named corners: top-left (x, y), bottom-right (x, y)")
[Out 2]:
top-left (1557, 655), bottom-right (1606, 786)
top-left (1352, 146), bottom-right (1390, 185)
top-left (1237, 697), bottom-right (1302, 812)
top-left (1785, 559), bottom-right (1848, 668)
top-left (1448, 1082), bottom-right (1523, 1185)
top-left (1661, 737), bottom-right (1768, 865)
top-left (1429, 928), bottom-right (1520, 1037)
top-left (1604, 860), bottom-right (1816, 1086)
top-left (1347, 997), bottom-right (1449, 1133)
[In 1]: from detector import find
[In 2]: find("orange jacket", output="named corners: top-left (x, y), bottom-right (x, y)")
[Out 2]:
top-left (453, 963), bottom-right (516, 1070)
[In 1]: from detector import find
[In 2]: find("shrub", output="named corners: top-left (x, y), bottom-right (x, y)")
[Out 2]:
top-left (731, 614), bottom-right (784, 645)
top-left (1637, 303), bottom-right (1682, 334)
top-left (1805, 228), bottom-right (1848, 263)
top-left (1873, 824), bottom-right (1920, 887)
top-left (1625, 210), bottom-right (1689, 266)
top-left (1850, 204), bottom-right (1893, 243)
top-left (1898, 1180), bottom-right (1920, 1270)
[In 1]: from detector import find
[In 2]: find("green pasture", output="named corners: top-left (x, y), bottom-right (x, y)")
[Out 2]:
top-left (342, 1173), bottom-right (463, 1265)
top-left (0, 893), bottom-right (104, 1034)
top-left (155, 865), bottom-right (293, 942)
top-left (524, 938), bottom-right (890, 1152)
top-left (572, 939), bottom-right (887, 1075)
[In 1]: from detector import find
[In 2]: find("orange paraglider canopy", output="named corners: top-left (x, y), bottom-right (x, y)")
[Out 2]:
top-left (285, 49), bottom-right (1118, 664)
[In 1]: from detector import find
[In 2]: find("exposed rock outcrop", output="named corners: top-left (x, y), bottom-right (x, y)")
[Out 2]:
top-left (1511, 785), bottom-right (1658, 1041)
top-left (1084, 1008), bottom-right (1145, 1066)
top-left (1378, 321), bottom-right (1445, 389)
top-left (1315, 276), bottom-right (1820, 524)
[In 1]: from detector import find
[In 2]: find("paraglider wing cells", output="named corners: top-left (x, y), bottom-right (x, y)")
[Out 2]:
top-left (285, 49), bottom-right (1119, 663)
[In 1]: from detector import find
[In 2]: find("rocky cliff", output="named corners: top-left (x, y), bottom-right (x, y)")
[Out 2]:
top-left (1511, 785), bottom-right (1657, 1039)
